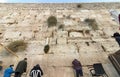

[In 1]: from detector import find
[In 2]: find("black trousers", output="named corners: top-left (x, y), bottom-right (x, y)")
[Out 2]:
top-left (76, 69), bottom-right (83, 77)
top-left (14, 72), bottom-right (22, 77)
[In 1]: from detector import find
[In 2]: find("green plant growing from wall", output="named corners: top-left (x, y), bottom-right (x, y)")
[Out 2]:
top-left (58, 24), bottom-right (64, 30)
top-left (47, 16), bottom-right (57, 27)
top-left (7, 40), bottom-right (27, 52)
top-left (44, 44), bottom-right (50, 54)
top-left (77, 4), bottom-right (82, 8)
top-left (84, 18), bottom-right (99, 30)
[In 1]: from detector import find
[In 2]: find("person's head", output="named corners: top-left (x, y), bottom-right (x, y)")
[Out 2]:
top-left (36, 64), bottom-right (40, 67)
top-left (10, 65), bottom-right (14, 68)
top-left (24, 58), bottom-right (27, 61)
top-left (74, 59), bottom-right (78, 61)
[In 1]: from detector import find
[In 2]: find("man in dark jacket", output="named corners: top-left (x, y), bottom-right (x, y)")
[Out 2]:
top-left (112, 32), bottom-right (120, 46)
top-left (72, 59), bottom-right (83, 77)
top-left (29, 64), bottom-right (43, 77)
top-left (14, 58), bottom-right (27, 77)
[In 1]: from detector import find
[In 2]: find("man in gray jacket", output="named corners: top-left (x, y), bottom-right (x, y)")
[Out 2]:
top-left (14, 58), bottom-right (27, 77)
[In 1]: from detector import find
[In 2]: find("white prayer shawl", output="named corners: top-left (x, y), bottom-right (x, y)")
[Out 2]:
top-left (31, 70), bottom-right (41, 77)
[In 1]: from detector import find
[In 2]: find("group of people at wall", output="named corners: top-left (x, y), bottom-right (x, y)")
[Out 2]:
top-left (3, 58), bottom-right (43, 77)
top-left (3, 58), bottom-right (83, 77)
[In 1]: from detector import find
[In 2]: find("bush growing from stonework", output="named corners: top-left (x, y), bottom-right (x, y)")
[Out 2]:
top-left (47, 16), bottom-right (57, 27)
top-left (7, 40), bottom-right (27, 52)
top-left (58, 24), bottom-right (64, 30)
top-left (84, 18), bottom-right (99, 30)
top-left (77, 4), bottom-right (82, 8)
top-left (44, 44), bottom-right (50, 54)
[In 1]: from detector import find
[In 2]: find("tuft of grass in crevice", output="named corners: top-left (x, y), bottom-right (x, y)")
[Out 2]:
top-left (7, 40), bottom-right (27, 52)
top-left (77, 4), bottom-right (82, 8)
top-left (47, 16), bottom-right (57, 27)
top-left (84, 18), bottom-right (99, 30)
top-left (58, 24), bottom-right (64, 30)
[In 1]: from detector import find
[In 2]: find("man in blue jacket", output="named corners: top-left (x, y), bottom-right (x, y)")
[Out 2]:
top-left (4, 65), bottom-right (14, 77)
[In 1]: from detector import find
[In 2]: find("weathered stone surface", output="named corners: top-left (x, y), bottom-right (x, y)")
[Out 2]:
top-left (3, 31), bottom-right (21, 40)
top-left (0, 3), bottom-right (120, 77)
top-left (69, 32), bottom-right (83, 37)
top-left (101, 41), bottom-right (119, 52)
top-left (49, 44), bottom-right (77, 54)
top-left (57, 37), bottom-right (67, 44)
top-left (56, 31), bottom-right (68, 38)
top-left (26, 42), bottom-right (44, 55)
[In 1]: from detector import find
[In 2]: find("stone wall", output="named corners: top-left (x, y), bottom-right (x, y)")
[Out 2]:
top-left (0, 3), bottom-right (120, 77)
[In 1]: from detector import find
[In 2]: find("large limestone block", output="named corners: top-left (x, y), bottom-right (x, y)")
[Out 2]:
top-left (71, 14), bottom-right (80, 18)
top-left (4, 31), bottom-right (21, 40)
top-left (0, 18), bottom-right (16, 24)
top-left (21, 31), bottom-right (33, 40)
top-left (63, 20), bottom-right (77, 26)
top-left (49, 44), bottom-right (78, 54)
top-left (44, 10), bottom-right (50, 15)
top-left (103, 27), bottom-right (116, 36)
top-left (56, 14), bottom-right (63, 18)
top-left (80, 10), bottom-right (90, 13)
top-left (43, 66), bottom-right (74, 77)
top-left (49, 38), bottom-right (57, 45)
top-left (79, 52), bottom-right (107, 65)
top-left (57, 37), bottom-right (67, 44)
top-left (51, 67), bottom-right (74, 77)
top-left (65, 25), bottom-right (90, 31)
top-left (78, 42), bottom-right (103, 52)
top-left (35, 31), bottom-right (53, 40)
top-left (26, 42), bottom-right (44, 55)
top-left (101, 41), bottom-right (119, 52)
top-left (56, 31), bottom-right (68, 38)
top-left (29, 10), bottom-right (38, 16)
top-left (45, 54), bottom-right (79, 67)
top-left (69, 32), bottom-right (83, 37)
top-left (17, 22), bottom-right (31, 27)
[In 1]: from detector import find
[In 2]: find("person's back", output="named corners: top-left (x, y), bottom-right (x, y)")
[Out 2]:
top-left (14, 58), bottom-right (27, 77)
top-left (15, 60), bottom-right (27, 73)
top-left (4, 65), bottom-right (14, 77)
top-left (72, 59), bottom-right (83, 77)
top-left (30, 64), bottom-right (43, 77)
top-left (72, 59), bottom-right (82, 70)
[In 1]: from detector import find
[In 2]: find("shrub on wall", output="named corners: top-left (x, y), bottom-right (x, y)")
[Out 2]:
top-left (47, 16), bottom-right (57, 27)
top-left (7, 40), bottom-right (27, 52)
top-left (77, 4), bottom-right (82, 8)
top-left (84, 18), bottom-right (98, 30)
top-left (58, 24), bottom-right (64, 30)
top-left (44, 44), bottom-right (50, 54)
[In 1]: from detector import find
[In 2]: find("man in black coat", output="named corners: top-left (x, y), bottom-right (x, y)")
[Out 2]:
top-left (29, 64), bottom-right (43, 77)
top-left (14, 58), bottom-right (27, 77)
top-left (112, 32), bottom-right (120, 46)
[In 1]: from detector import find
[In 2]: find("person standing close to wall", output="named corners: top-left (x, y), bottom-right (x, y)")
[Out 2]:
top-left (14, 58), bottom-right (27, 77)
top-left (4, 65), bottom-right (14, 77)
top-left (112, 32), bottom-right (120, 46)
top-left (72, 59), bottom-right (83, 77)
top-left (29, 64), bottom-right (43, 77)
